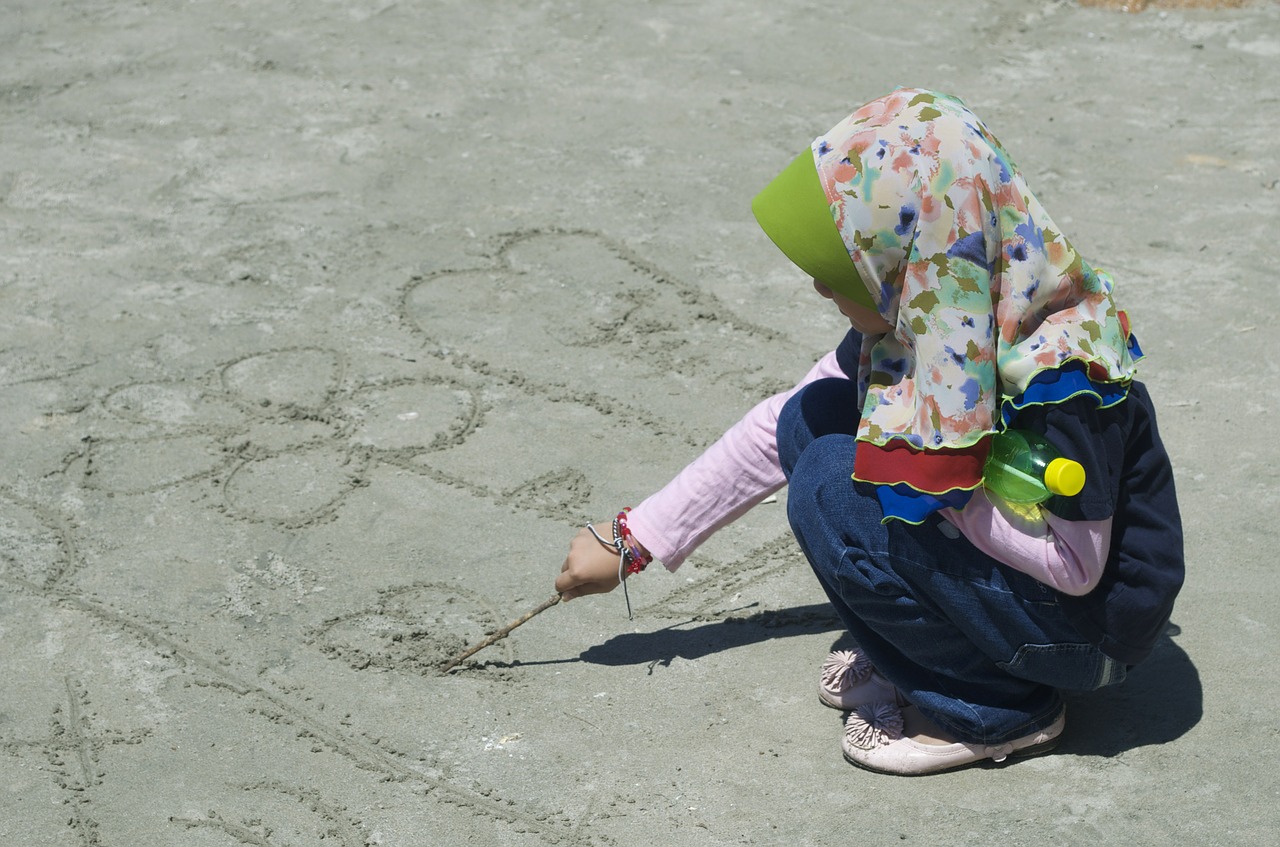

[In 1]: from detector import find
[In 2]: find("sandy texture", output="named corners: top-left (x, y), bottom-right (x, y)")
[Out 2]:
top-left (1081, 1), bottom-right (1253, 11)
top-left (2, 1), bottom-right (1278, 845)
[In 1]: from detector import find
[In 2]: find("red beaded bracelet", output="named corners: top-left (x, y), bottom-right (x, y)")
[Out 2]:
top-left (585, 509), bottom-right (651, 620)
top-left (615, 508), bottom-right (652, 575)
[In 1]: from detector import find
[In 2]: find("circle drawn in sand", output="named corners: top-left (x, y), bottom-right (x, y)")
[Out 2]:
top-left (81, 435), bottom-right (230, 494)
top-left (346, 380), bottom-right (480, 452)
top-left (221, 348), bottom-right (344, 412)
top-left (103, 382), bottom-right (246, 428)
top-left (311, 583), bottom-right (501, 674)
top-left (223, 446), bottom-right (368, 527)
top-left (402, 232), bottom-right (648, 357)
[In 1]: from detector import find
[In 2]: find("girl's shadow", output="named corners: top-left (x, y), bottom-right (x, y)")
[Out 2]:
top-left (579, 603), bottom-right (842, 669)
top-left (578, 609), bottom-right (1201, 756)
top-left (1060, 622), bottom-right (1202, 756)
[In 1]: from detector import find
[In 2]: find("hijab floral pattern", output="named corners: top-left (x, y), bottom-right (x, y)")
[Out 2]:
top-left (811, 89), bottom-right (1142, 521)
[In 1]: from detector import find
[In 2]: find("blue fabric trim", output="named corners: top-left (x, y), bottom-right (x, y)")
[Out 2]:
top-left (1127, 331), bottom-right (1144, 361)
top-left (876, 483), bottom-right (974, 525)
top-left (999, 360), bottom-right (1134, 427)
top-left (873, 333), bottom-right (1144, 524)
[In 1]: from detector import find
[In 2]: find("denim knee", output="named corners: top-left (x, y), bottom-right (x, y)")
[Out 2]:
top-left (777, 392), bottom-right (806, 480)
top-left (777, 378), bottom-right (860, 480)
top-left (785, 433), bottom-right (885, 570)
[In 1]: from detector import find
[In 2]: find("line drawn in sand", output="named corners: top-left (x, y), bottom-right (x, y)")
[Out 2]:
top-left (169, 782), bottom-right (367, 847)
top-left (0, 486), bottom-right (80, 590)
top-left (0, 570), bottom-right (586, 845)
top-left (400, 228), bottom-right (804, 446)
top-left (0, 677), bottom-right (148, 847)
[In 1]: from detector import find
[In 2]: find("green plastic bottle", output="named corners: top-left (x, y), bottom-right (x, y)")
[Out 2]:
top-left (983, 430), bottom-right (1086, 506)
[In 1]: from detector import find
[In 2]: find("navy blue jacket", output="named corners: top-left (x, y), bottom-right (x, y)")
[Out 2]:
top-left (837, 329), bottom-right (1185, 666)
top-left (1016, 382), bottom-right (1184, 666)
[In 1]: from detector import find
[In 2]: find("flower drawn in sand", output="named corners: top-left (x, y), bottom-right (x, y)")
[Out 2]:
top-left (68, 230), bottom-right (781, 528)
top-left (400, 229), bottom-right (787, 396)
top-left (398, 229), bottom-right (808, 468)
top-left (78, 348), bottom-right (484, 528)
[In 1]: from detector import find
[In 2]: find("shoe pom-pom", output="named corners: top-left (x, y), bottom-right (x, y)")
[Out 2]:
top-left (822, 649), bottom-right (872, 692)
top-left (844, 702), bottom-right (904, 750)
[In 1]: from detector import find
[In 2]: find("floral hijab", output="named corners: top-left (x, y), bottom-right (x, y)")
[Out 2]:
top-left (811, 89), bottom-right (1142, 521)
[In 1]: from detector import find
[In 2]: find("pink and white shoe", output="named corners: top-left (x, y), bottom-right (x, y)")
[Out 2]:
top-left (840, 702), bottom-right (1066, 776)
top-left (819, 649), bottom-right (906, 711)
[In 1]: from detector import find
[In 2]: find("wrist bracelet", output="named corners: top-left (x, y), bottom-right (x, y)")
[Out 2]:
top-left (586, 506), bottom-right (645, 621)
top-left (615, 508), bottom-right (652, 575)
top-left (584, 507), bottom-right (650, 620)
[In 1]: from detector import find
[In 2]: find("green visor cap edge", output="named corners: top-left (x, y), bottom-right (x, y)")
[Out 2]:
top-left (751, 148), bottom-right (873, 310)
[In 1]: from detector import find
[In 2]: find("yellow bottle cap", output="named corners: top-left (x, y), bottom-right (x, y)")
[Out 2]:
top-left (1044, 458), bottom-right (1086, 497)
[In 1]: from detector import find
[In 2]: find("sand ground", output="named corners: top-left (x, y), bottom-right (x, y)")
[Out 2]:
top-left (2, 1), bottom-right (1278, 844)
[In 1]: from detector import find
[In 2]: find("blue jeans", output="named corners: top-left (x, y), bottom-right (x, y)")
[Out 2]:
top-left (778, 379), bottom-right (1124, 745)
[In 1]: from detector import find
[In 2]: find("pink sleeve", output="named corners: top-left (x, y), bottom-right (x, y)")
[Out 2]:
top-left (625, 350), bottom-right (850, 571)
top-left (941, 489), bottom-right (1112, 596)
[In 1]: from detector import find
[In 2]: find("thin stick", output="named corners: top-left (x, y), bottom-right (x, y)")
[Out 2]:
top-left (440, 594), bottom-right (562, 673)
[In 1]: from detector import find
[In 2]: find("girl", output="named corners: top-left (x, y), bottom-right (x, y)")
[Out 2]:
top-left (554, 89), bottom-right (1184, 775)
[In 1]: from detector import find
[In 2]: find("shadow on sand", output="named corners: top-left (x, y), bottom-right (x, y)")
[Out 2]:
top-left (578, 603), bottom-right (843, 669)
top-left (1060, 622), bottom-right (1202, 757)
top-left (573, 608), bottom-right (1200, 756)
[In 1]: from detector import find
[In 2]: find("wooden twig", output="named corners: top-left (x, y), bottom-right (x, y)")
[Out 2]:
top-left (439, 594), bottom-right (562, 673)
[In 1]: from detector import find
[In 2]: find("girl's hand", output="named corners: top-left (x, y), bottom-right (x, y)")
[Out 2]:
top-left (555, 523), bottom-right (624, 601)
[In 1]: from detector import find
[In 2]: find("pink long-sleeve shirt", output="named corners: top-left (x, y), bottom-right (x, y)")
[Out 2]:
top-left (625, 350), bottom-right (1110, 597)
